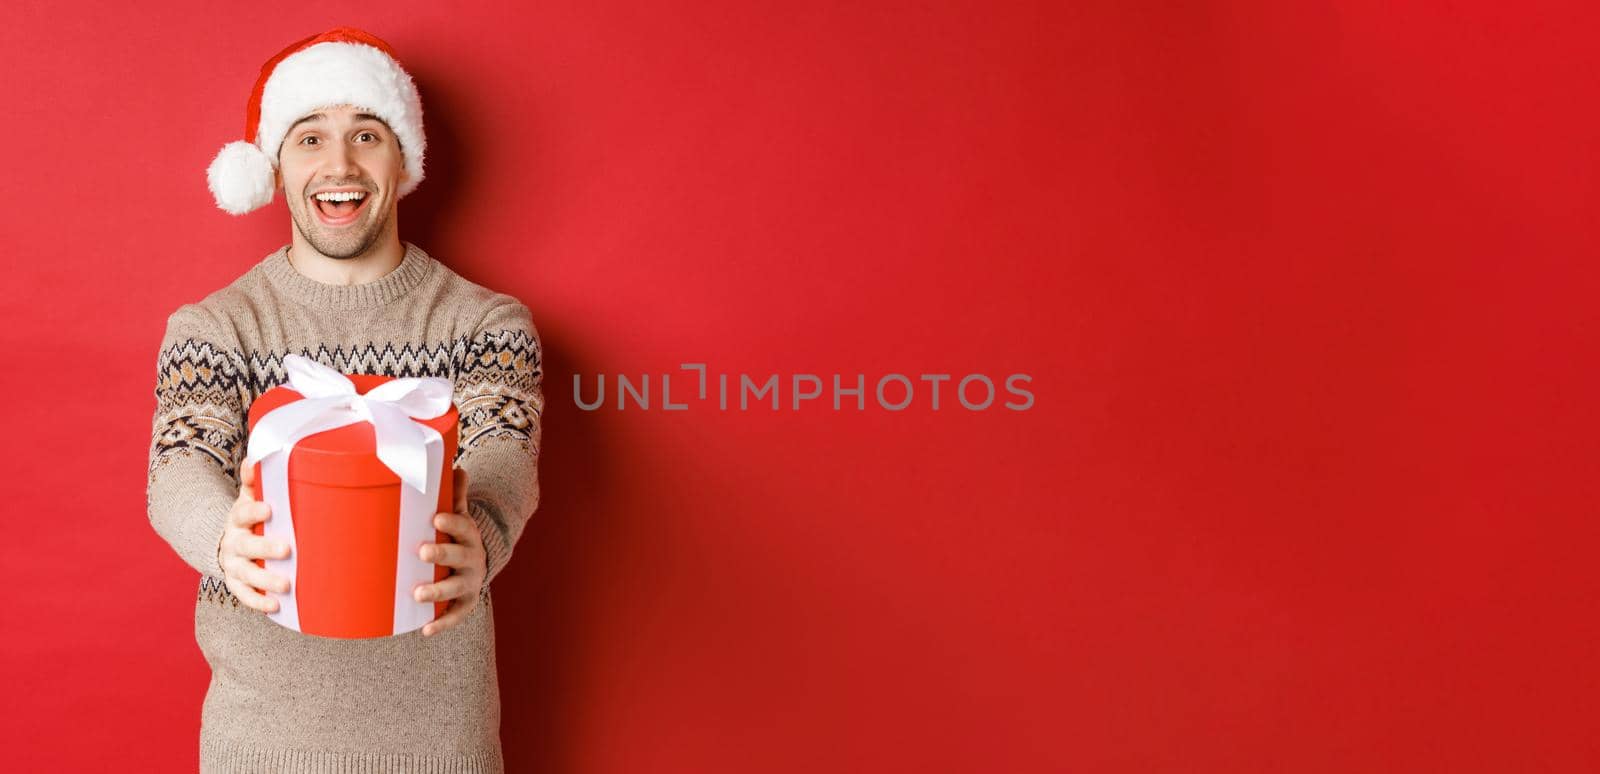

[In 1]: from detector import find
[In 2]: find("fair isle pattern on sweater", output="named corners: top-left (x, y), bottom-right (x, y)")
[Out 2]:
top-left (145, 241), bottom-right (540, 773)
top-left (198, 574), bottom-right (495, 611)
top-left (149, 331), bottom-right (541, 483)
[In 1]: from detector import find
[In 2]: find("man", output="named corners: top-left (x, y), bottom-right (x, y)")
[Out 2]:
top-left (146, 27), bottom-right (541, 772)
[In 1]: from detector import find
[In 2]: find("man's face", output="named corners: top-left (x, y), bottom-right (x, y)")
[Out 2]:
top-left (276, 103), bottom-right (409, 259)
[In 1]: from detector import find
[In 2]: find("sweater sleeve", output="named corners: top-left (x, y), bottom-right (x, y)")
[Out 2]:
top-left (454, 298), bottom-right (544, 588)
top-left (146, 304), bottom-right (249, 579)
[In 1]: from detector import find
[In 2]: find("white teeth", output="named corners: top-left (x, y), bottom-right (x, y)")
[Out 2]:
top-left (313, 191), bottom-right (367, 202)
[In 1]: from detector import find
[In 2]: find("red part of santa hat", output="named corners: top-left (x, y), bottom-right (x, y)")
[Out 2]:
top-left (206, 27), bottom-right (426, 215)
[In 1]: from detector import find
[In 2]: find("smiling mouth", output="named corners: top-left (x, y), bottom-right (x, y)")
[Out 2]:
top-left (310, 192), bottom-right (370, 227)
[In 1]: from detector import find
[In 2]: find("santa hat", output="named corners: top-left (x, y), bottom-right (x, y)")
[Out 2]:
top-left (205, 27), bottom-right (426, 215)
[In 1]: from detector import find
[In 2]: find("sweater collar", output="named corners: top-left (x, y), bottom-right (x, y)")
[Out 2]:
top-left (260, 241), bottom-right (434, 311)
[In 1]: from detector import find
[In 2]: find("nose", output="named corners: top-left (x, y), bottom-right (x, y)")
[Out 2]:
top-left (324, 138), bottom-right (355, 178)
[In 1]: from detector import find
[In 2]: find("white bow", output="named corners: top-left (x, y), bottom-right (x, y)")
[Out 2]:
top-left (241, 354), bottom-right (456, 636)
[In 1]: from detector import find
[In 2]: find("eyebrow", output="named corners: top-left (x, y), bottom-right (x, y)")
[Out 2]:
top-left (288, 112), bottom-right (385, 134)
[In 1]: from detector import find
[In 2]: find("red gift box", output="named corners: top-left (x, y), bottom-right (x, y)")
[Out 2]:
top-left (243, 360), bottom-right (459, 639)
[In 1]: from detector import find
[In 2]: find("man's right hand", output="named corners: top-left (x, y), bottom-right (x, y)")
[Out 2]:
top-left (218, 461), bottom-right (293, 613)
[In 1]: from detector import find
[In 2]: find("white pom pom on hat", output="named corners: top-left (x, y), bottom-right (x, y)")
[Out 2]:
top-left (206, 27), bottom-right (427, 216)
top-left (207, 141), bottom-right (277, 215)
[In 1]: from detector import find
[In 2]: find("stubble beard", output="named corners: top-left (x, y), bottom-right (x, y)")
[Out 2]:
top-left (291, 196), bottom-right (391, 260)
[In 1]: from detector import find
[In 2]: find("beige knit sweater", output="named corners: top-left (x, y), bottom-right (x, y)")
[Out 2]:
top-left (146, 241), bottom-right (543, 773)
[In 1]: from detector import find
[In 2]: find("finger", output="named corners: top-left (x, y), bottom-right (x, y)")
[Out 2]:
top-left (224, 575), bottom-right (280, 613)
top-left (414, 572), bottom-right (477, 603)
top-left (432, 510), bottom-right (481, 545)
top-left (229, 499), bottom-right (271, 528)
top-left (422, 596), bottom-right (477, 637)
top-left (239, 461), bottom-right (258, 501)
top-left (237, 560), bottom-right (292, 594)
top-left (237, 533), bottom-right (291, 561)
top-left (418, 540), bottom-right (476, 569)
top-left (453, 468), bottom-right (469, 515)
top-left (219, 547), bottom-right (276, 581)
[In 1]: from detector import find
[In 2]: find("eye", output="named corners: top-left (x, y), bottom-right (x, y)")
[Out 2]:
top-left (357, 131), bottom-right (378, 142)
top-left (300, 135), bottom-right (319, 146)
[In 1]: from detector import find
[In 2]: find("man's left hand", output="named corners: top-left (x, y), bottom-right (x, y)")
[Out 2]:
top-left (414, 467), bottom-right (485, 636)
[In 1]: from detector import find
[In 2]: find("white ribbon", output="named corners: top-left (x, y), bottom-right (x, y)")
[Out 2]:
top-left (241, 354), bottom-right (454, 636)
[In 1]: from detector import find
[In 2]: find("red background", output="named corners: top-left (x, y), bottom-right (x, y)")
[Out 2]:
top-left (2, 1), bottom-right (1597, 771)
